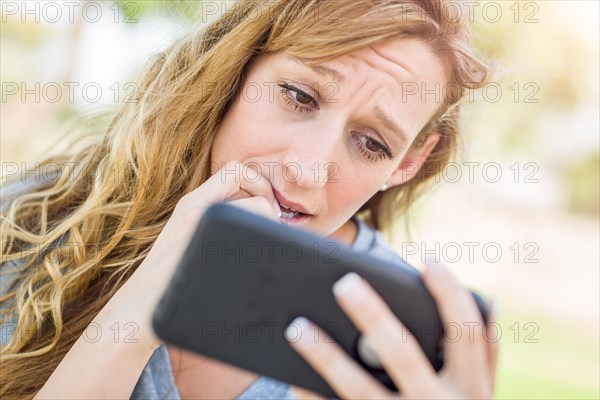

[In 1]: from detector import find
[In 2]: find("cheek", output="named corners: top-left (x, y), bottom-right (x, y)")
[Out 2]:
top-left (326, 169), bottom-right (377, 215)
top-left (212, 99), bottom-right (281, 162)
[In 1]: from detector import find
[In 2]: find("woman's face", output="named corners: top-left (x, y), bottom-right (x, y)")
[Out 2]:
top-left (211, 36), bottom-right (447, 236)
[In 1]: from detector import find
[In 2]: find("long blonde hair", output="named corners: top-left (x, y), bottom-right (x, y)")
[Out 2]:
top-left (0, 1), bottom-right (492, 397)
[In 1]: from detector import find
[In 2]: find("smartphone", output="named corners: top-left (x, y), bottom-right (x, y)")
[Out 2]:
top-left (152, 203), bottom-right (489, 396)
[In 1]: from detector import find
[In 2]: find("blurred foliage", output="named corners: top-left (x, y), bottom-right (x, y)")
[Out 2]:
top-left (467, 1), bottom-right (598, 160)
top-left (495, 308), bottom-right (599, 399)
top-left (564, 152), bottom-right (600, 216)
top-left (0, 16), bottom-right (47, 47)
top-left (113, 0), bottom-right (205, 23)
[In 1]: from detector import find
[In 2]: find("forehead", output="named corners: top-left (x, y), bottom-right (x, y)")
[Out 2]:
top-left (326, 38), bottom-right (446, 83)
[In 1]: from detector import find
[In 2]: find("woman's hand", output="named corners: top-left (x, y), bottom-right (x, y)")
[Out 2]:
top-left (109, 160), bottom-right (282, 352)
top-left (288, 261), bottom-right (500, 399)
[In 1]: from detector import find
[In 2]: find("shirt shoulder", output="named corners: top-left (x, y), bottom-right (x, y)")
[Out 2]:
top-left (130, 345), bottom-right (295, 400)
top-left (131, 344), bottom-right (181, 399)
top-left (350, 215), bottom-right (419, 274)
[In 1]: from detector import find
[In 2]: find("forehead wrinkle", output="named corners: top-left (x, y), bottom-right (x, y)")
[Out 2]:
top-left (357, 46), bottom-right (416, 92)
top-left (369, 45), bottom-right (417, 81)
top-left (344, 53), bottom-right (412, 145)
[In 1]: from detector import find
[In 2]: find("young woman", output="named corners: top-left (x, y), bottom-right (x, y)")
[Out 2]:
top-left (1, 0), bottom-right (497, 398)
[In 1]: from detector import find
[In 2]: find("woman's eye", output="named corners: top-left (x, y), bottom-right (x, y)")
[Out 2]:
top-left (278, 83), bottom-right (319, 113)
top-left (365, 138), bottom-right (382, 152)
top-left (293, 90), bottom-right (313, 104)
top-left (353, 132), bottom-right (394, 162)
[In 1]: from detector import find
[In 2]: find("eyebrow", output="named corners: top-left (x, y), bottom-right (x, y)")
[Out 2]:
top-left (286, 55), bottom-right (346, 83)
top-left (311, 65), bottom-right (346, 84)
top-left (285, 55), bottom-right (410, 145)
top-left (374, 106), bottom-right (410, 146)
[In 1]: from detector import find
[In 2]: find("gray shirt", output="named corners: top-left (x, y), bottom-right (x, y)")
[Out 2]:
top-left (1, 179), bottom-right (417, 399)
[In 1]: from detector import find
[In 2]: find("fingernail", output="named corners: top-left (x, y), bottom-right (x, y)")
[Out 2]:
top-left (286, 316), bottom-right (311, 344)
top-left (333, 272), bottom-right (361, 297)
top-left (273, 199), bottom-right (282, 217)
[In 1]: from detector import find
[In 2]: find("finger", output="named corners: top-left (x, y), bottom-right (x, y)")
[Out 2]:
top-left (228, 196), bottom-right (281, 223)
top-left (236, 164), bottom-right (280, 214)
top-left (331, 273), bottom-right (443, 397)
top-left (227, 188), bottom-right (253, 202)
top-left (180, 160), bottom-right (281, 217)
top-left (184, 160), bottom-right (245, 204)
top-left (289, 386), bottom-right (328, 400)
top-left (421, 262), bottom-right (491, 388)
top-left (286, 317), bottom-right (392, 399)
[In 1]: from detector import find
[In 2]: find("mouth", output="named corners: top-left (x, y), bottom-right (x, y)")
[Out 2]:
top-left (273, 189), bottom-right (314, 225)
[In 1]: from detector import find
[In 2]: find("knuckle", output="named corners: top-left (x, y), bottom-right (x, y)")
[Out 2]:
top-left (343, 385), bottom-right (377, 399)
top-left (469, 383), bottom-right (493, 399)
top-left (390, 348), bottom-right (417, 369)
top-left (256, 197), bottom-right (273, 212)
top-left (434, 272), bottom-right (462, 294)
top-left (352, 300), bottom-right (382, 328)
top-left (246, 195), bottom-right (266, 206)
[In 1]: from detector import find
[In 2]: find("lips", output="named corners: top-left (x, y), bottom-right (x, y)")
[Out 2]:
top-left (272, 188), bottom-right (313, 216)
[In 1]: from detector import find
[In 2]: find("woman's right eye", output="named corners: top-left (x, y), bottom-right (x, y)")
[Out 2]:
top-left (278, 83), bottom-right (319, 113)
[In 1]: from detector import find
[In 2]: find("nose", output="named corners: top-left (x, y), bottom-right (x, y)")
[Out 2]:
top-left (282, 128), bottom-right (342, 189)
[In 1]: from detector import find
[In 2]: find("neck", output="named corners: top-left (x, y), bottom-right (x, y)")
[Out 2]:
top-left (327, 218), bottom-right (358, 246)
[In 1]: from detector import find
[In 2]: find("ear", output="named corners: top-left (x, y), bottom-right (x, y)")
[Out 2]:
top-left (386, 132), bottom-right (440, 187)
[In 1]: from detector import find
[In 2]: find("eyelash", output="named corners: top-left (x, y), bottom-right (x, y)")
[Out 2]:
top-left (279, 82), bottom-right (318, 113)
top-left (277, 82), bottom-right (394, 162)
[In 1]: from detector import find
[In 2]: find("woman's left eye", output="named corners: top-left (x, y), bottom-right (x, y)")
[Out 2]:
top-left (353, 132), bottom-right (395, 162)
top-left (278, 83), bottom-right (319, 113)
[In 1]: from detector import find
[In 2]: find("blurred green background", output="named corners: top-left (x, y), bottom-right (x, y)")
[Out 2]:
top-left (1, 1), bottom-right (598, 398)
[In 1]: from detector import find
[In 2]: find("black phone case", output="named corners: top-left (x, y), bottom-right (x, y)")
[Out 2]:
top-left (152, 203), bottom-right (489, 397)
